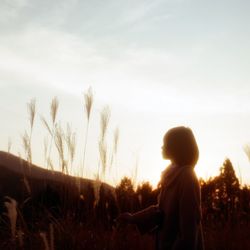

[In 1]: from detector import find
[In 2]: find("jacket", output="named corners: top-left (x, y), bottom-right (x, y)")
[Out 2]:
top-left (131, 164), bottom-right (204, 250)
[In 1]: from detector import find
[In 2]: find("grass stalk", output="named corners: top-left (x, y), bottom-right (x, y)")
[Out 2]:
top-left (40, 97), bottom-right (59, 170)
top-left (54, 123), bottom-right (67, 174)
top-left (65, 123), bottom-right (76, 174)
top-left (110, 127), bottom-right (119, 171)
top-left (98, 106), bottom-right (111, 180)
top-left (82, 87), bottom-right (93, 177)
top-left (7, 137), bottom-right (12, 153)
top-left (243, 144), bottom-right (250, 162)
top-left (21, 98), bottom-right (36, 164)
top-left (27, 98), bottom-right (36, 164)
top-left (40, 232), bottom-right (49, 250)
top-left (4, 196), bottom-right (17, 241)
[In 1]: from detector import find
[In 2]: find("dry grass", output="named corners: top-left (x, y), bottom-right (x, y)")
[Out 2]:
top-left (21, 130), bottom-right (32, 164)
top-left (54, 123), bottom-right (67, 174)
top-left (99, 106), bottom-right (111, 179)
top-left (2, 188), bottom-right (249, 250)
top-left (27, 98), bottom-right (36, 131)
top-left (132, 154), bottom-right (139, 188)
top-left (4, 91), bottom-right (250, 250)
top-left (40, 232), bottom-right (49, 250)
top-left (204, 223), bottom-right (250, 250)
top-left (110, 127), bottom-right (119, 170)
top-left (82, 87), bottom-right (94, 177)
top-left (41, 97), bottom-right (59, 170)
top-left (4, 196), bottom-right (17, 241)
top-left (84, 87), bottom-right (93, 121)
top-left (50, 97), bottom-right (59, 125)
top-left (7, 137), bottom-right (12, 153)
top-left (65, 123), bottom-right (77, 174)
top-left (1, 174), bottom-right (250, 250)
top-left (243, 144), bottom-right (250, 162)
top-left (99, 140), bottom-right (108, 179)
top-left (43, 136), bottom-right (49, 167)
top-left (100, 106), bottom-right (110, 142)
top-left (21, 98), bottom-right (36, 164)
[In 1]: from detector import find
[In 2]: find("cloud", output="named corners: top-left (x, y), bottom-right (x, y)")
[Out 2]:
top-left (1, 25), bottom-right (249, 116)
top-left (0, 0), bottom-right (28, 24)
top-left (0, 27), bottom-right (106, 89)
top-left (1, 0), bottom-right (250, 117)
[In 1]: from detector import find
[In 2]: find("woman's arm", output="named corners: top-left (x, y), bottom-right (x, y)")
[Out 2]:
top-left (117, 205), bottom-right (163, 234)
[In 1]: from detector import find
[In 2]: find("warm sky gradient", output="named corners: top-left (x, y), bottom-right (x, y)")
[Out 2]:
top-left (1, 0), bottom-right (250, 187)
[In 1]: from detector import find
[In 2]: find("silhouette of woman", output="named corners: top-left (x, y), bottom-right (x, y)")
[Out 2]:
top-left (117, 126), bottom-right (204, 250)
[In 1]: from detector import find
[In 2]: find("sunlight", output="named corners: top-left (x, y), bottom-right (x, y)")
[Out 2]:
top-left (1, 0), bottom-right (250, 248)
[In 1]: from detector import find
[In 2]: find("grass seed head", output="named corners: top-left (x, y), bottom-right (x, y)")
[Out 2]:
top-left (243, 144), bottom-right (250, 162)
top-left (21, 130), bottom-right (31, 163)
top-left (27, 98), bottom-right (36, 130)
top-left (100, 106), bottom-right (111, 141)
top-left (50, 97), bottom-right (59, 125)
top-left (84, 87), bottom-right (93, 121)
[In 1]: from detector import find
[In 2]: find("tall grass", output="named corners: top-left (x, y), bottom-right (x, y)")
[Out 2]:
top-left (22, 98), bottom-right (36, 164)
top-left (110, 127), bottom-right (119, 170)
top-left (7, 137), bottom-right (12, 153)
top-left (43, 136), bottom-right (49, 167)
top-left (54, 123), bottom-right (67, 174)
top-left (41, 97), bottom-right (59, 170)
top-left (17, 90), bottom-right (120, 183)
top-left (49, 223), bottom-right (55, 250)
top-left (40, 232), bottom-right (49, 250)
top-left (132, 153), bottom-right (139, 188)
top-left (21, 131), bottom-right (31, 163)
top-left (65, 123), bottom-right (77, 174)
top-left (4, 196), bottom-right (17, 241)
top-left (99, 106), bottom-right (111, 180)
top-left (82, 87), bottom-right (93, 177)
top-left (3, 94), bottom-right (250, 250)
top-left (244, 144), bottom-right (250, 162)
top-left (41, 98), bottom-right (77, 175)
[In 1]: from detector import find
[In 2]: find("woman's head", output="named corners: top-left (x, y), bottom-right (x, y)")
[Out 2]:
top-left (161, 126), bottom-right (199, 167)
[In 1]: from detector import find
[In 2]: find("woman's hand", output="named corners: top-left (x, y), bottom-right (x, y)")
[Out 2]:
top-left (116, 212), bottom-right (134, 225)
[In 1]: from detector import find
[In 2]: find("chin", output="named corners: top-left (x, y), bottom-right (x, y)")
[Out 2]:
top-left (162, 153), bottom-right (167, 160)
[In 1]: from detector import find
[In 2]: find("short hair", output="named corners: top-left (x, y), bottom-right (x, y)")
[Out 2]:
top-left (163, 126), bottom-right (199, 167)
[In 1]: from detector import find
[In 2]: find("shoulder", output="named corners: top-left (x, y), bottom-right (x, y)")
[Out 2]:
top-left (180, 166), bottom-right (197, 179)
top-left (179, 167), bottom-right (199, 189)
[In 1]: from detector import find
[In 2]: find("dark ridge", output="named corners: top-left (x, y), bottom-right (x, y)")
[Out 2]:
top-left (0, 151), bottom-right (118, 230)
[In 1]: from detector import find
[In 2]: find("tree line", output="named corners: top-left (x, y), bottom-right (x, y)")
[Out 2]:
top-left (115, 158), bottom-right (250, 227)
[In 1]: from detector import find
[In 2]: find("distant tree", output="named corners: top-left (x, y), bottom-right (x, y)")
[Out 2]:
top-left (200, 159), bottom-right (243, 226)
top-left (214, 159), bottom-right (240, 222)
top-left (136, 181), bottom-right (154, 209)
top-left (240, 185), bottom-right (250, 214)
top-left (200, 177), bottom-right (216, 210)
top-left (219, 159), bottom-right (239, 189)
top-left (116, 177), bottom-right (136, 212)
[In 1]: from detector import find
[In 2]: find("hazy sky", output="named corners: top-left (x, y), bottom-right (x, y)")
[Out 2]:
top-left (1, 0), bottom-right (250, 187)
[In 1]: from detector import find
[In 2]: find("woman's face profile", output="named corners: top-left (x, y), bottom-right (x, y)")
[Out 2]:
top-left (161, 136), bottom-right (169, 160)
top-left (161, 127), bottom-right (199, 166)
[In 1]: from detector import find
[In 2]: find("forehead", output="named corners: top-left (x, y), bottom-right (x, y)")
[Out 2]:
top-left (163, 132), bottom-right (170, 143)
top-left (163, 127), bottom-right (186, 143)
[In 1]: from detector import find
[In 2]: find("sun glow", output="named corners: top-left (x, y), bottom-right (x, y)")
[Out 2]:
top-left (1, 0), bottom-right (250, 189)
